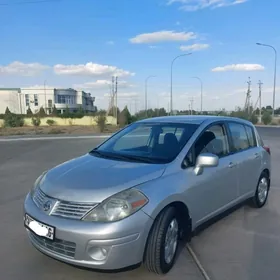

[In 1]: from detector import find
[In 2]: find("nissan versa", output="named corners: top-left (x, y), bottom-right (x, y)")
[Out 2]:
top-left (24, 116), bottom-right (271, 274)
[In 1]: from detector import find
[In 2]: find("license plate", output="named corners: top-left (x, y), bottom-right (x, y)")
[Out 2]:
top-left (24, 214), bottom-right (55, 240)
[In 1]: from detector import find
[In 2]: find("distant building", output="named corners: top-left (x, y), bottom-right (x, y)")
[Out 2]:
top-left (0, 87), bottom-right (96, 115)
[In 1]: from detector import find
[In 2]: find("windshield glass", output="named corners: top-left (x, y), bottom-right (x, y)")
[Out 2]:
top-left (92, 122), bottom-right (199, 164)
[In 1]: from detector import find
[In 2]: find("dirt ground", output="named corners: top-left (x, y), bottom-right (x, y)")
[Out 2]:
top-left (0, 125), bottom-right (119, 136)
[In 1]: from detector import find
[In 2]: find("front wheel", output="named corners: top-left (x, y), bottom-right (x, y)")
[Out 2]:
top-left (143, 207), bottom-right (180, 274)
top-left (250, 171), bottom-right (270, 208)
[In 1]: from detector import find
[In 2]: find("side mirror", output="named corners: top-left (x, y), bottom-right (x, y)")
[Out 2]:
top-left (194, 153), bottom-right (219, 176)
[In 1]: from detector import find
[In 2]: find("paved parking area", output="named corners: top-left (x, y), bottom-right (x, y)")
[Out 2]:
top-left (0, 126), bottom-right (279, 280)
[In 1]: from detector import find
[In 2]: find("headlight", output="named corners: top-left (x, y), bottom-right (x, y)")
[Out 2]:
top-left (83, 189), bottom-right (149, 222)
top-left (30, 171), bottom-right (47, 196)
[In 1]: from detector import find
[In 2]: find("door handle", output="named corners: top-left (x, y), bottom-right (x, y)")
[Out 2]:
top-left (228, 162), bottom-right (236, 168)
top-left (254, 153), bottom-right (260, 159)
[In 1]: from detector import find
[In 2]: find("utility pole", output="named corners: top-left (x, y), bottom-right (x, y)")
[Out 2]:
top-left (115, 76), bottom-right (118, 125)
top-left (44, 80), bottom-right (47, 113)
top-left (244, 77), bottom-right (252, 115)
top-left (258, 80), bottom-right (263, 122)
top-left (189, 97), bottom-right (194, 115)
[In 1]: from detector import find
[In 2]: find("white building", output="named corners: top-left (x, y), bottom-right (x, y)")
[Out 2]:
top-left (0, 87), bottom-right (96, 115)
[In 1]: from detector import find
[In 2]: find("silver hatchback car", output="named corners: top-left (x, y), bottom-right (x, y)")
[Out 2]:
top-left (24, 116), bottom-right (271, 274)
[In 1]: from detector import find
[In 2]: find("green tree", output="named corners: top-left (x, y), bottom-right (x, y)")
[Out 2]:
top-left (96, 110), bottom-right (107, 132)
top-left (249, 113), bottom-right (258, 124)
top-left (5, 107), bottom-right (11, 115)
top-left (63, 106), bottom-right (70, 118)
top-left (52, 105), bottom-right (58, 116)
top-left (38, 107), bottom-right (46, 117)
top-left (76, 106), bottom-right (85, 118)
top-left (119, 106), bottom-right (132, 127)
top-left (262, 111), bottom-right (272, 125)
top-left (26, 107), bottom-right (33, 116)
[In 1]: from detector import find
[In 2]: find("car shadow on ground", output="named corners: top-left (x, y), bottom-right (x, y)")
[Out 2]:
top-left (192, 200), bottom-right (248, 238)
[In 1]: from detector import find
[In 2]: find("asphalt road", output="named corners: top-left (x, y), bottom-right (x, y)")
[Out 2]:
top-left (0, 126), bottom-right (279, 280)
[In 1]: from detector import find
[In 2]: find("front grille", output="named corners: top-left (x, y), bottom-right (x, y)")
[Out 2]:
top-left (32, 187), bottom-right (97, 220)
top-left (33, 187), bottom-right (47, 208)
top-left (52, 201), bottom-right (97, 219)
top-left (29, 231), bottom-right (76, 258)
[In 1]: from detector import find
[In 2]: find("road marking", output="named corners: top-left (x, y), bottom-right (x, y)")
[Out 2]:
top-left (186, 243), bottom-right (212, 280)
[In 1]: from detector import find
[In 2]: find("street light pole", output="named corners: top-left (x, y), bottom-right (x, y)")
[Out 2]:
top-left (191, 76), bottom-right (203, 113)
top-left (170, 53), bottom-right (192, 115)
top-left (256, 42), bottom-right (277, 117)
top-left (145, 75), bottom-right (156, 117)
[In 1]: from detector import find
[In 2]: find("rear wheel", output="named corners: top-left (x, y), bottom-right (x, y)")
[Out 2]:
top-left (250, 171), bottom-right (270, 208)
top-left (144, 207), bottom-right (180, 274)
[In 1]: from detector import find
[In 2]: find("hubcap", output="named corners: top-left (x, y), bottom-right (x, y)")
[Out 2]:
top-left (258, 177), bottom-right (268, 204)
top-left (164, 218), bottom-right (179, 264)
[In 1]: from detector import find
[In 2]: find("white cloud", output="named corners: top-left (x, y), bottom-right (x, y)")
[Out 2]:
top-left (129, 30), bottom-right (196, 44)
top-left (167, 0), bottom-right (248, 12)
top-left (0, 61), bottom-right (49, 76)
top-left (74, 80), bottom-right (133, 89)
top-left (106, 41), bottom-right (115, 45)
top-left (211, 64), bottom-right (265, 72)
top-left (175, 21), bottom-right (181, 25)
top-left (180, 43), bottom-right (209, 51)
top-left (53, 62), bottom-right (135, 78)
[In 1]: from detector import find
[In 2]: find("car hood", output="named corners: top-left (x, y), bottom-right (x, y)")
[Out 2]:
top-left (40, 153), bottom-right (166, 203)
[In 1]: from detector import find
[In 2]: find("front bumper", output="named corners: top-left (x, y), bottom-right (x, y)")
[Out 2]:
top-left (24, 193), bottom-right (154, 270)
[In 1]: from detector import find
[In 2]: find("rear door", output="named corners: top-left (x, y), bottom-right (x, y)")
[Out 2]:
top-left (184, 122), bottom-right (239, 225)
top-left (226, 122), bottom-right (262, 197)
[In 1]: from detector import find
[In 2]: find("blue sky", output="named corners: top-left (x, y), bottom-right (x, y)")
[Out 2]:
top-left (0, 0), bottom-right (279, 112)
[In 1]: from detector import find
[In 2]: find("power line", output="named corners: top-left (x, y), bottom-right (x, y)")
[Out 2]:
top-left (0, 0), bottom-right (62, 6)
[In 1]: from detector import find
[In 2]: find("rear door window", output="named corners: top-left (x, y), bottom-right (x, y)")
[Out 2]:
top-left (228, 122), bottom-right (250, 152)
top-left (245, 125), bottom-right (257, 147)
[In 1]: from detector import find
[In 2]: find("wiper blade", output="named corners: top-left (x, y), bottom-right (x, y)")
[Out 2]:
top-left (89, 149), bottom-right (112, 159)
top-left (115, 154), bottom-right (166, 164)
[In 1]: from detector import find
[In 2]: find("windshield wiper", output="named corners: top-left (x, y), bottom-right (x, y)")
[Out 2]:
top-left (113, 154), bottom-right (167, 164)
top-left (88, 149), bottom-right (113, 159)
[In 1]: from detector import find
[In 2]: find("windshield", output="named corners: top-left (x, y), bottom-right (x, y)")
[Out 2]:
top-left (92, 122), bottom-right (199, 164)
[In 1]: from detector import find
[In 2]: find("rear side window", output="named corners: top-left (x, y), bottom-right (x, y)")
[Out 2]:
top-left (245, 125), bottom-right (257, 147)
top-left (255, 130), bottom-right (264, 146)
top-left (228, 122), bottom-right (250, 152)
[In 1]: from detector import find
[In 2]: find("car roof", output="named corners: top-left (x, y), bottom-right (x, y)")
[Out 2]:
top-left (136, 115), bottom-right (253, 126)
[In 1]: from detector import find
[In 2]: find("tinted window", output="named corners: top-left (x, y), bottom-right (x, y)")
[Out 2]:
top-left (95, 122), bottom-right (199, 163)
top-left (245, 125), bottom-right (257, 147)
top-left (228, 122), bottom-right (250, 152)
top-left (194, 124), bottom-right (229, 158)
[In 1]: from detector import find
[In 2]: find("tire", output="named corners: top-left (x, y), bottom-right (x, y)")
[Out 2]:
top-left (250, 171), bottom-right (270, 208)
top-left (143, 206), bottom-right (180, 274)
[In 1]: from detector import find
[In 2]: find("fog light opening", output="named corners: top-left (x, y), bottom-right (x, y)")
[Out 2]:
top-left (88, 246), bottom-right (108, 261)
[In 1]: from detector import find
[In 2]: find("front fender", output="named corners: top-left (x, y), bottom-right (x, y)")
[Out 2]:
top-left (135, 172), bottom-right (192, 220)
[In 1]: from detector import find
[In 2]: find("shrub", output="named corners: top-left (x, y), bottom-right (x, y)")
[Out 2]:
top-left (5, 107), bottom-right (11, 115)
top-left (249, 113), bottom-right (258, 125)
top-left (4, 113), bottom-right (24, 127)
top-left (26, 107), bottom-right (33, 116)
top-left (38, 107), bottom-right (46, 117)
top-left (261, 112), bottom-right (272, 125)
top-left (96, 111), bottom-right (107, 132)
top-left (32, 117), bottom-right (41, 127)
top-left (46, 119), bottom-right (55, 126)
top-left (52, 105), bottom-right (58, 116)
